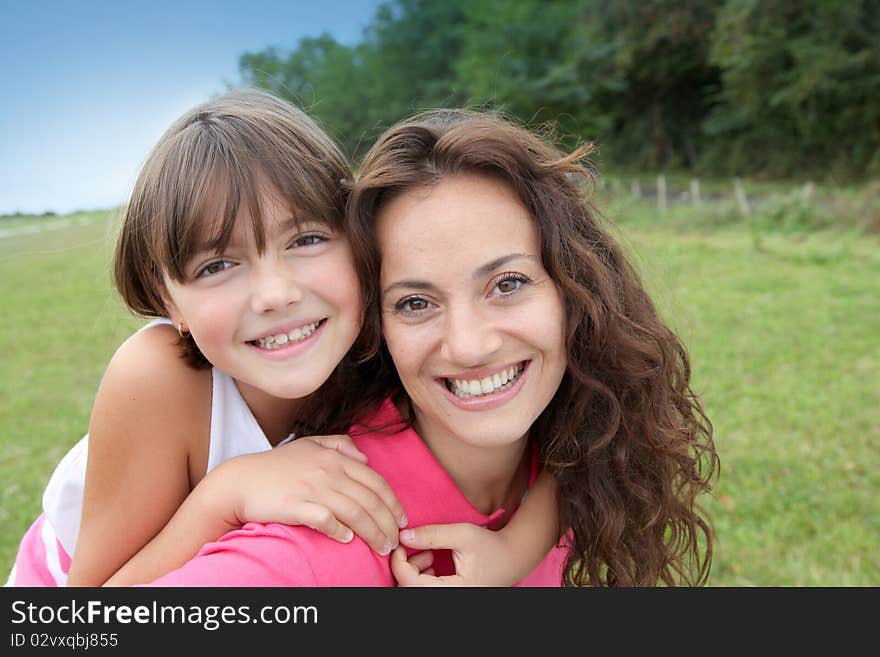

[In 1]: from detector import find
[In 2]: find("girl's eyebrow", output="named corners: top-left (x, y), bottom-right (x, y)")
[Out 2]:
top-left (187, 213), bottom-right (320, 263)
top-left (187, 241), bottom-right (220, 261)
top-left (280, 215), bottom-right (302, 231)
top-left (278, 215), bottom-right (333, 236)
top-left (382, 253), bottom-right (535, 296)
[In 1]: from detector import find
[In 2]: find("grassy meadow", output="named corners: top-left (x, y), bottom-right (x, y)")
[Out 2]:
top-left (1, 194), bottom-right (878, 586)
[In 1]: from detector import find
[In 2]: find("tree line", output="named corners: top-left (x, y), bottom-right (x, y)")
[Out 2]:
top-left (238, 0), bottom-right (880, 179)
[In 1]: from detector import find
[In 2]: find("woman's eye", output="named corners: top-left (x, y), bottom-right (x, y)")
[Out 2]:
top-left (291, 234), bottom-right (327, 247)
top-left (197, 260), bottom-right (234, 278)
top-left (394, 296), bottom-right (432, 314)
top-left (497, 278), bottom-right (521, 294)
top-left (494, 273), bottom-right (531, 295)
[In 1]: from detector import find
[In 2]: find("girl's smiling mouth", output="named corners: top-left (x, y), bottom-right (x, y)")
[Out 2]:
top-left (248, 318), bottom-right (327, 351)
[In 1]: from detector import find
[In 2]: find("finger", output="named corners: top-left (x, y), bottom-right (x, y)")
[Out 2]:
top-left (342, 460), bottom-right (408, 529)
top-left (306, 437), bottom-right (408, 530)
top-left (407, 550), bottom-right (435, 573)
top-left (390, 546), bottom-right (420, 585)
top-left (321, 490), bottom-right (396, 555)
top-left (391, 547), bottom-right (444, 587)
top-left (304, 434), bottom-right (368, 463)
top-left (398, 523), bottom-right (480, 550)
top-left (330, 473), bottom-right (402, 548)
top-left (295, 501), bottom-right (355, 544)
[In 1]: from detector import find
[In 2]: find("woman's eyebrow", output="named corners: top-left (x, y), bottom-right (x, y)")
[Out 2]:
top-left (382, 279), bottom-right (436, 296)
top-left (382, 253), bottom-right (536, 296)
top-left (473, 253), bottom-right (535, 278)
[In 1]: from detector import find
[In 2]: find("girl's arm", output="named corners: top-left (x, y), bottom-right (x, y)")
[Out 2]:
top-left (71, 324), bottom-right (406, 587)
top-left (66, 324), bottom-right (211, 586)
top-left (391, 470), bottom-right (560, 586)
top-left (104, 434), bottom-right (407, 586)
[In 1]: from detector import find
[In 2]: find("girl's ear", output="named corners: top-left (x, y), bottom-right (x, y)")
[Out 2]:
top-left (156, 277), bottom-right (183, 327)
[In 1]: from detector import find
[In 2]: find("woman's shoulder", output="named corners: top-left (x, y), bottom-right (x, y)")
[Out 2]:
top-left (350, 396), bottom-right (407, 436)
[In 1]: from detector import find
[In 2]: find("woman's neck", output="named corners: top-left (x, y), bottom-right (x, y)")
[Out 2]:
top-left (412, 411), bottom-right (531, 516)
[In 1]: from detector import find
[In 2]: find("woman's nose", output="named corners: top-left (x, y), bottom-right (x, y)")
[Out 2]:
top-left (439, 304), bottom-right (503, 367)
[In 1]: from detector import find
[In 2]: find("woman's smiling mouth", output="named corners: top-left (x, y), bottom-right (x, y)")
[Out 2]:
top-left (437, 361), bottom-right (531, 411)
top-left (444, 362), bottom-right (526, 398)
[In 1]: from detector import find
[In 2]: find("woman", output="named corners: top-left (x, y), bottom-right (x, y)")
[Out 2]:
top-left (148, 109), bottom-right (718, 587)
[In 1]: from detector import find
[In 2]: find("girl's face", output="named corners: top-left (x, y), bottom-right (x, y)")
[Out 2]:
top-left (377, 173), bottom-right (567, 450)
top-left (163, 187), bottom-right (362, 406)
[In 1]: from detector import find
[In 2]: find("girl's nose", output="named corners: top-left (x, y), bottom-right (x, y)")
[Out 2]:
top-left (249, 261), bottom-right (303, 314)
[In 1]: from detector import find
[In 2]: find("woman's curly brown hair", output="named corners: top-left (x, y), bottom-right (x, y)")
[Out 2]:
top-left (342, 109), bottom-right (720, 587)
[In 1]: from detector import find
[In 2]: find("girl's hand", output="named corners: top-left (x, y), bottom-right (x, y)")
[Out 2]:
top-left (226, 434), bottom-right (407, 555)
top-left (390, 523), bottom-right (520, 586)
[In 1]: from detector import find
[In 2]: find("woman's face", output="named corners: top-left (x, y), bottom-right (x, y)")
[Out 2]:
top-left (377, 173), bottom-right (567, 449)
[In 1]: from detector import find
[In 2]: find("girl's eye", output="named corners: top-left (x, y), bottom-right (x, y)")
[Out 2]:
top-left (493, 273), bottom-right (531, 296)
top-left (291, 233), bottom-right (327, 248)
top-left (196, 260), bottom-right (234, 278)
top-left (393, 296), bottom-right (432, 315)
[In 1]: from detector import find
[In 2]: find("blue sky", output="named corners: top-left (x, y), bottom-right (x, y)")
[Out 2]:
top-left (0, 0), bottom-right (382, 215)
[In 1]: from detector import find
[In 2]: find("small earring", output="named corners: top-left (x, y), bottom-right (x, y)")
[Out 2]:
top-left (178, 323), bottom-right (190, 338)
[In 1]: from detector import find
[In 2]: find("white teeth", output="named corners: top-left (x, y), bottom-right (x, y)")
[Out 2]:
top-left (254, 321), bottom-right (320, 350)
top-left (447, 363), bottom-right (525, 399)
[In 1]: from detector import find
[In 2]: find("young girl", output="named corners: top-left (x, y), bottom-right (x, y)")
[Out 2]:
top-left (7, 91), bottom-right (559, 588)
top-left (140, 109), bottom-right (719, 587)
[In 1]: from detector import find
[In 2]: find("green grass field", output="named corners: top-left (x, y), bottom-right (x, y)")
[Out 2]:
top-left (1, 202), bottom-right (878, 585)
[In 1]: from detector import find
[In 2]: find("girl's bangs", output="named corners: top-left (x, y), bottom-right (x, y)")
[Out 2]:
top-left (164, 156), bottom-right (270, 280)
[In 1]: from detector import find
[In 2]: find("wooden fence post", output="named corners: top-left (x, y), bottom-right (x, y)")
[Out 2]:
top-left (734, 178), bottom-right (751, 216)
top-left (657, 175), bottom-right (667, 212)
top-left (691, 178), bottom-right (701, 206)
top-left (801, 181), bottom-right (815, 202)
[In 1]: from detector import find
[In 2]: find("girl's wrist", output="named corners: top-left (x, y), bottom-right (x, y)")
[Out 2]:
top-left (196, 457), bottom-right (249, 529)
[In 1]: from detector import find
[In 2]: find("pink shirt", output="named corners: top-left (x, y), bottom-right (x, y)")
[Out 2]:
top-left (150, 398), bottom-right (568, 587)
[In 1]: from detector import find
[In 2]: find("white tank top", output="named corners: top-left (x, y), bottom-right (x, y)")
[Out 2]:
top-left (41, 319), bottom-right (288, 556)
